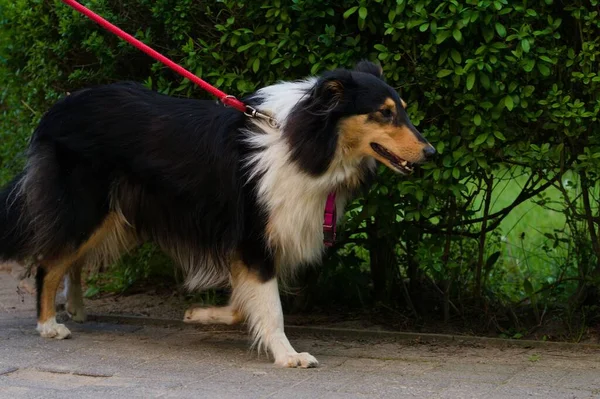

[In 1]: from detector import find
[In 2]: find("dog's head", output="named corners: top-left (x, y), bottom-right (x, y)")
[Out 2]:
top-left (285, 61), bottom-right (435, 176)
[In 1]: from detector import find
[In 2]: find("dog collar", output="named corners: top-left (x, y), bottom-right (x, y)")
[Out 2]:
top-left (323, 192), bottom-right (337, 247)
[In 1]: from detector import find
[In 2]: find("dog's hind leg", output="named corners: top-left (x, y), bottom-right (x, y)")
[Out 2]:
top-left (183, 304), bottom-right (242, 325)
top-left (65, 260), bottom-right (86, 323)
top-left (36, 255), bottom-right (78, 339)
top-left (229, 261), bottom-right (318, 368)
top-left (36, 213), bottom-right (125, 339)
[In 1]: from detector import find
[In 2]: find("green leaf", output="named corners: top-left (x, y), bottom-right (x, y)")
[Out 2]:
top-left (84, 286), bottom-right (100, 298)
top-left (466, 72), bottom-right (476, 90)
top-left (504, 95), bottom-right (514, 111)
top-left (343, 6), bottom-right (358, 19)
top-left (526, 9), bottom-right (538, 17)
top-left (310, 63), bottom-right (321, 75)
top-left (495, 23), bottom-right (506, 38)
top-left (474, 133), bottom-right (487, 146)
top-left (537, 63), bottom-right (551, 76)
top-left (452, 167), bottom-right (460, 179)
top-left (415, 189), bottom-right (424, 202)
top-left (435, 30), bottom-right (452, 44)
top-left (450, 49), bottom-right (462, 64)
top-left (358, 7), bottom-right (368, 20)
top-left (494, 131), bottom-right (506, 140)
top-left (453, 29), bottom-right (462, 42)
top-left (437, 69), bottom-right (453, 78)
top-left (523, 58), bottom-right (535, 72)
top-left (388, 9), bottom-right (396, 23)
top-left (521, 39), bottom-right (530, 52)
top-left (252, 58), bottom-right (260, 73)
top-left (237, 42), bottom-right (254, 52)
top-left (374, 44), bottom-right (387, 52)
top-left (480, 73), bottom-right (490, 89)
top-left (523, 85), bottom-right (535, 97)
top-left (473, 114), bottom-right (482, 126)
top-left (430, 20), bottom-right (437, 33)
top-left (436, 141), bottom-right (445, 154)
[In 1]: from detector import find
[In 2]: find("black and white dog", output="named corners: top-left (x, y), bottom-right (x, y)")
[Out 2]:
top-left (0, 61), bottom-right (434, 367)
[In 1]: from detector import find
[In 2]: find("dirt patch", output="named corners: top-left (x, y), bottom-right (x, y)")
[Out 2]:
top-left (83, 285), bottom-right (600, 346)
top-left (88, 290), bottom-right (191, 321)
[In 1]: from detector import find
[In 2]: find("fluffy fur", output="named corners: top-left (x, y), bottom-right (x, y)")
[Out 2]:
top-left (0, 61), bottom-right (434, 368)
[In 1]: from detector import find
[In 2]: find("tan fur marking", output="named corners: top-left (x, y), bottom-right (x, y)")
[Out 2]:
top-left (383, 97), bottom-right (397, 112)
top-left (230, 258), bottom-right (261, 285)
top-left (337, 114), bottom-right (428, 169)
top-left (400, 98), bottom-right (407, 109)
top-left (38, 213), bottom-right (129, 323)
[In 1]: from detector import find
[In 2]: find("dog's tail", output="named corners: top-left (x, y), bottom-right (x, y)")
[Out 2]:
top-left (0, 137), bottom-right (78, 263)
top-left (0, 171), bottom-right (34, 262)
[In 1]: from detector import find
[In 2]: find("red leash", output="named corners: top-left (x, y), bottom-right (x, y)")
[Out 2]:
top-left (60, 0), bottom-right (337, 247)
top-left (61, 0), bottom-right (247, 112)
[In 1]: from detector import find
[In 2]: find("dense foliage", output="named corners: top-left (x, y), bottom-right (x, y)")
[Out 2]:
top-left (1, 0), bottom-right (598, 338)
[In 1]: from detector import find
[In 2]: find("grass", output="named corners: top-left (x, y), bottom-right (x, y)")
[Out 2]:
top-left (490, 170), bottom-right (568, 277)
top-left (472, 167), bottom-right (598, 302)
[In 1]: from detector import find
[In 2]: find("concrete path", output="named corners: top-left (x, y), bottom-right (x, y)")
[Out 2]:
top-left (1, 272), bottom-right (599, 398)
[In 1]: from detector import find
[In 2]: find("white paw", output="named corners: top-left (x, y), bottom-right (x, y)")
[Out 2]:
top-left (66, 302), bottom-right (87, 323)
top-left (275, 352), bottom-right (319, 368)
top-left (37, 318), bottom-right (72, 339)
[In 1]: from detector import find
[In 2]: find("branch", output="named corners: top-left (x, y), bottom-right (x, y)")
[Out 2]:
top-left (515, 277), bottom-right (583, 306)
top-left (440, 173), bottom-right (563, 231)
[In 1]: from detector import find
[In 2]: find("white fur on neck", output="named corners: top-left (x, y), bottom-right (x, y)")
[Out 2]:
top-left (245, 79), bottom-right (375, 276)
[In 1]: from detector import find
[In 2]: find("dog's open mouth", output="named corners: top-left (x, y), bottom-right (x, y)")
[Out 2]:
top-left (370, 143), bottom-right (414, 174)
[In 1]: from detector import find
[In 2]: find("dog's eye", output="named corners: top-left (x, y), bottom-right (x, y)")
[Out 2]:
top-left (379, 109), bottom-right (393, 120)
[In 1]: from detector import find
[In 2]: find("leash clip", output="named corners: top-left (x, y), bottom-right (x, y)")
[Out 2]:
top-left (221, 95), bottom-right (278, 128)
top-left (245, 105), bottom-right (279, 129)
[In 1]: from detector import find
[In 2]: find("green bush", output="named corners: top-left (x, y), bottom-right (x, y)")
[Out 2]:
top-left (1, 0), bottom-right (598, 335)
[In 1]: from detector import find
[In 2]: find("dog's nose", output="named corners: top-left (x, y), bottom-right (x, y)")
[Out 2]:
top-left (423, 145), bottom-right (436, 160)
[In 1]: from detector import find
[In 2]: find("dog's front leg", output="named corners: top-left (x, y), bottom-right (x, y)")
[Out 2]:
top-left (230, 261), bottom-right (318, 368)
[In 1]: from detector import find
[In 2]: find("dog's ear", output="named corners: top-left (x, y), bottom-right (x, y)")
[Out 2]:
top-left (284, 73), bottom-right (353, 175)
top-left (354, 60), bottom-right (383, 79)
top-left (307, 71), bottom-right (353, 115)
top-left (315, 78), bottom-right (345, 112)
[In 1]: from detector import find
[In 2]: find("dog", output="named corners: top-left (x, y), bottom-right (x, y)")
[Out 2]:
top-left (0, 61), bottom-right (434, 368)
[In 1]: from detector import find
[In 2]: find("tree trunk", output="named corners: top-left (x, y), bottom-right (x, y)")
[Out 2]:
top-left (475, 174), bottom-right (494, 298)
top-left (368, 216), bottom-right (397, 303)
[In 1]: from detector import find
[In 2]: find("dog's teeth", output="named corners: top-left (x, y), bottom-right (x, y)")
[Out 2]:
top-left (400, 160), bottom-right (408, 166)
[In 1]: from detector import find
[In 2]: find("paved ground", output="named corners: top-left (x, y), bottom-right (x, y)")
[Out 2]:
top-left (1, 272), bottom-right (600, 398)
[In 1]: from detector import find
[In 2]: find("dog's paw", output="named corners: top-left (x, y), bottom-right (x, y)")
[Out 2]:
top-left (66, 302), bottom-right (87, 323)
top-left (275, 352), bottom-right (319, 368)
top-left (183, 306), bottom-right (209, 324)
top-left (183, 305), bottom-right (240, 325)
top-left (37, 318), bottom-right (71, 339)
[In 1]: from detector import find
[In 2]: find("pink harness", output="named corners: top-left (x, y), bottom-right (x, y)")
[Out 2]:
top-left (323, 193), bottom-right (337, 247)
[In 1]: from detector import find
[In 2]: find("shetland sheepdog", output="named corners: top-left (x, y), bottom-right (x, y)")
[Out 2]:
top-left (0, 61), bottom-right (434, 368)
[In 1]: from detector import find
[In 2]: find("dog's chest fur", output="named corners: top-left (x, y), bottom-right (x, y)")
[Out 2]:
top-left (245, 126), bottom-right (370, 275)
